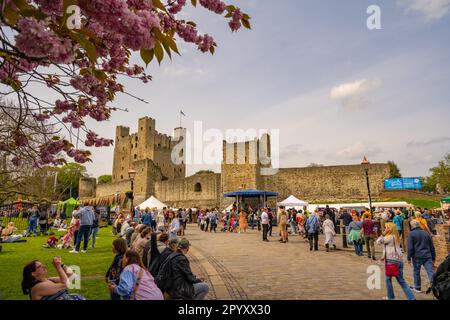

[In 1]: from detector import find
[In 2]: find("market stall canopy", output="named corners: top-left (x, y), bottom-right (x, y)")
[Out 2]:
top-left (63, 197), bottom-right (80, 216)
top-left (277, 195), bottom-right (308, 207)
top-left (372, 202), bottom-right (413, 208)
top-left (224, 189), bottom-right (279, 198)
top-left (137, 196), bottom-right (168, 211)
top-left (441, 196), bottom-right (450, 204)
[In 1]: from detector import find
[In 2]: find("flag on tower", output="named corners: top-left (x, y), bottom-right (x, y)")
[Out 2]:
top-left (180, 110), bottom-right (186, 116)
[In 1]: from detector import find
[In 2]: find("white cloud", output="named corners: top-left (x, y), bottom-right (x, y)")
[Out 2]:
top-left (330, 79), bottom-right (381, 111)
top-left (163, 66), bottom-right (205, 77)
top-left (399, 0), bottom-right (450, 21)
top-left (407, 136), bottom-right (450, 147)
top-left (336, 142), bottom-right (381, 160)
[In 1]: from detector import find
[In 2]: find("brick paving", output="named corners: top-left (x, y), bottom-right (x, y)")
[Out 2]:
top-left (186, 224), bottom-right (435, 300)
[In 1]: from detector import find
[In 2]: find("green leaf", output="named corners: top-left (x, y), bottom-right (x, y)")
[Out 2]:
top-left (241, 18), bottom-right (251, 30)
top-left (152, 0), bottom-right (168, 13)
top-left (70, 33), bottom-right (97, 63)
top-left (93, 69), bottom-right (107, 81)
top-left (12, 0), bottom-right (33, 10)
top-left (3, 4), bottom-right (20, 25)
top-left (79, 68), bottom-right (92, 76)
top-left (191, 0), bottom-right (197, 6)
top-left (161, 38), bottom-right (172, 60)
top-left (242, 14), bottom-right (251, 20)
top-left (226, 5), bottom-right (236, 12)
top-left (186, 21), bottom-right (197, 27)
top-left (154, 41), bottom-right (164, 65)
top-left (140, 48), bottom-right (154, 66)
top-left (209, 46), bottom-right (215, 55)
top-left (165, 36), bottom-right (180, 55)
top-left (225, 12), bottom-right (232, 18)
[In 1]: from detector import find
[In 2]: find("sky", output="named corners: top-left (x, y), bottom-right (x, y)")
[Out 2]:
top-left (82, 0), bottom-right (450, 178)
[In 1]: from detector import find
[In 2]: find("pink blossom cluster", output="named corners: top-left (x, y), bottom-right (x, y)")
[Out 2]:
top-left (158, 12), bottom-right (177, 33)
top-left (199, 0), bottom-right (227, 14)
top-left (229, 8), bottom-right (243, 32)
top-left (33, 0), bottom-right (63, 16)
top-left (15, 17), bottom-right (75, 64)
top-left (0, 58), bottom-right (38, 83)
top-left (127, 0), bottom-right (153, 10)
top-left (54, 100), bottom-right (77, 115)
top-left (70, 74), bottom-right (111, 105)
top-left (85, 131), bottom-right (114, 147)
top-left (176, 23), bottom-right (215, 52)
top-left (79, 0), bottom-right (160, 51)
top-left (37, 140), bottom-right (68, 165)
top-left (13, 132), bottom-right (28, 147)
top-left (168, 0), bottom-right (187, 15)
top-left (62, 112), bottom-right (85, 129)
top-left (33, 112), bottom-right (51, 121)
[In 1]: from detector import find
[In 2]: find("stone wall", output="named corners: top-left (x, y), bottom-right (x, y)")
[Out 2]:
top-left (262, 164), bottom-right (390, 203)
top-left (155, 172), bottom-right (221, 209)
top-left (433, 224), bottom-right (450, 265)
top-left (79, 177), bottom-right (97, 198)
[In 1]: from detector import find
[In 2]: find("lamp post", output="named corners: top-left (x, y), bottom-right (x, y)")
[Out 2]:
top-left (128, 169), bottom-right (137, 218)
top-left (361, 157), bottom-right (373, 213)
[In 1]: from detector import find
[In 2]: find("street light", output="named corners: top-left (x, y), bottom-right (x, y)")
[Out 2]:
top-left (128, 169), bottom-right (137, 218)
top-left (361, 156), bottom-right (373, 213)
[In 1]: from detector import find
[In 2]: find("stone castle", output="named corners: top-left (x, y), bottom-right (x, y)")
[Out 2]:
top-left (79, 117), bottom-right (391, 208)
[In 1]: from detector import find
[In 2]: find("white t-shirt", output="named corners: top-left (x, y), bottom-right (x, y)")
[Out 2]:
top-left (261, 212), bottom-right (269, 225)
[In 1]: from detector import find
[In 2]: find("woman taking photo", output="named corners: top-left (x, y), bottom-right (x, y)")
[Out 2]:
top-left (108, 250), bottom-right (164, 300)
top-left (376, 222), bottom-right (416, 300)
top-left (22, 257), bottom-right (84, 300)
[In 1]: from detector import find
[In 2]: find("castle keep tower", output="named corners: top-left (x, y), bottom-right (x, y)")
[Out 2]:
top-left (221, 133), bottom-right (272, 194)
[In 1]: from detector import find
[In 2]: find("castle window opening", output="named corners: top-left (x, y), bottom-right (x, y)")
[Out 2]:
top-left (134, 154), bottom-right (137, 159)
top-left (135, 137), bottom-right (138, 141)
top-left (140, 127), bottom-right (143, 131)
top-left (135, 143), bottom-right (138, 148)
top-left (195, 183), bottom-right (202, 193)
top-left (121, 175), bottom-right (123, 179)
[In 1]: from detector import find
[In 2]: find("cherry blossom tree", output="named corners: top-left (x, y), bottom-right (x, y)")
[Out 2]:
top-left (0, 0), bottom-right (250, 168)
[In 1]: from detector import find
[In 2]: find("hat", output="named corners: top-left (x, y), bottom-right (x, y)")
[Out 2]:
top-left (178, 238), bottom-right (190, 249)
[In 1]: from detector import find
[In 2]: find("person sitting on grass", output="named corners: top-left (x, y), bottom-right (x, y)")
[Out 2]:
top-left (106, 238), bottom-right (127, 300)
top-left (108, 250), bottom-right (164, 300)
top-left (1, 222), bottom-right (22, 243)
top-left (22, 257), bottom-right (84, 300)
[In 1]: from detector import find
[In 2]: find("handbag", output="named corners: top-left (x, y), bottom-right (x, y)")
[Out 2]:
top-left (384, 244), bottom-right (399, 277)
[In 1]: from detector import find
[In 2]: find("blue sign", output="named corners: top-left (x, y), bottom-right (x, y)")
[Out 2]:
top-left (384, 178), bottom-right (421, 190)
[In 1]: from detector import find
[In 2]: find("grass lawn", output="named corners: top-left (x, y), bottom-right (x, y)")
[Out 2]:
top-left (0, 227), bottom-right (116, 300)
top-left (385, 198), bottom-right (441, 209)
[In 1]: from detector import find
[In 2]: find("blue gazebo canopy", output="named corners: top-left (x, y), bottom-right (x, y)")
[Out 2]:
top-left (224, 189), bottom-right (279, 198)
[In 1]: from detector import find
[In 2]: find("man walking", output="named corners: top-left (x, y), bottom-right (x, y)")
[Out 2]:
top-left (341, 210), bottom-right (352, 248)
top-left (71, 205), bottom-right (95, 254)
top-left (361, 213), bottom-right (376, 260)
top-left (306, 210), bottom-right (321, 251)
top-left (261, 208), bottom-right (269, 242)
top-left (407, 220), bottom-right (436, 293)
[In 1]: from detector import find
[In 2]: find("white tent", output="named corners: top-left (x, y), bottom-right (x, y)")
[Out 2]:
top-left (277, 195), bottom-right (308, 208)
top-left (137, 196), bottom-right (168, 211)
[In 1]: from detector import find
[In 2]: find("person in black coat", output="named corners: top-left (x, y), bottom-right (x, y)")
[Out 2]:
top-left (165, 239), bottom-right (209, 300)
top-left (149, 236), bottom-right (177, 277)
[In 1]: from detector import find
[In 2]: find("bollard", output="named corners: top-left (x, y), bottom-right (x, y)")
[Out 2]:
top-left (341, 220), bottom-right (348, 248)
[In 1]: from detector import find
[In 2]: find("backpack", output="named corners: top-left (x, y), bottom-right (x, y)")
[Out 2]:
top-left (154, 253), bottom-right (178, 292)
top-left (431, 256), bottom-right (450, 300)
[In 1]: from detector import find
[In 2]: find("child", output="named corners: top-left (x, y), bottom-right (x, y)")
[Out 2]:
top-left (43, 236), bottom-right (58, 248)
top-left (59, 226), bottom-right (74, 249)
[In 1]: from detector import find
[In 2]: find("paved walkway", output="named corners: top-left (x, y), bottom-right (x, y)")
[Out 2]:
top-left (186, 224), bottom-right (434, 300)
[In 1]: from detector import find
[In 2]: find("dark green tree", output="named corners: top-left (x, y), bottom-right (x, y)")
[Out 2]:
top-left (56, 163), bottom-right (87, 200)
top-left (388, 161), bottom-right (402, 178)
top-left (425, 153), bottom-right (450, 193)
top-left (98, 175), bottom-right (112, 184)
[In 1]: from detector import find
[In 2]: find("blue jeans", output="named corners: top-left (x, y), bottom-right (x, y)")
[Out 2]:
top-left (75, 225), bottom-right (91, 251)
top-left (89, 227), bottom-right (99, 248)
top-left (353, 241), bottom-right (363, 256)
top-left (28, 219), bottom-right (37, 235)
top-left (385, 261), bottom-right (415, 300)
top-left (193, 282), bottom-right (209, 300)
top-left (412, 258), bottom-right (434, 290)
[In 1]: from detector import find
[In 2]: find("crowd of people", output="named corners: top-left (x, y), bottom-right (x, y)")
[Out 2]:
top-left (8, 201), bottom-right (449, 301)
top-left (21, 205), bottom-right (209, 300)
